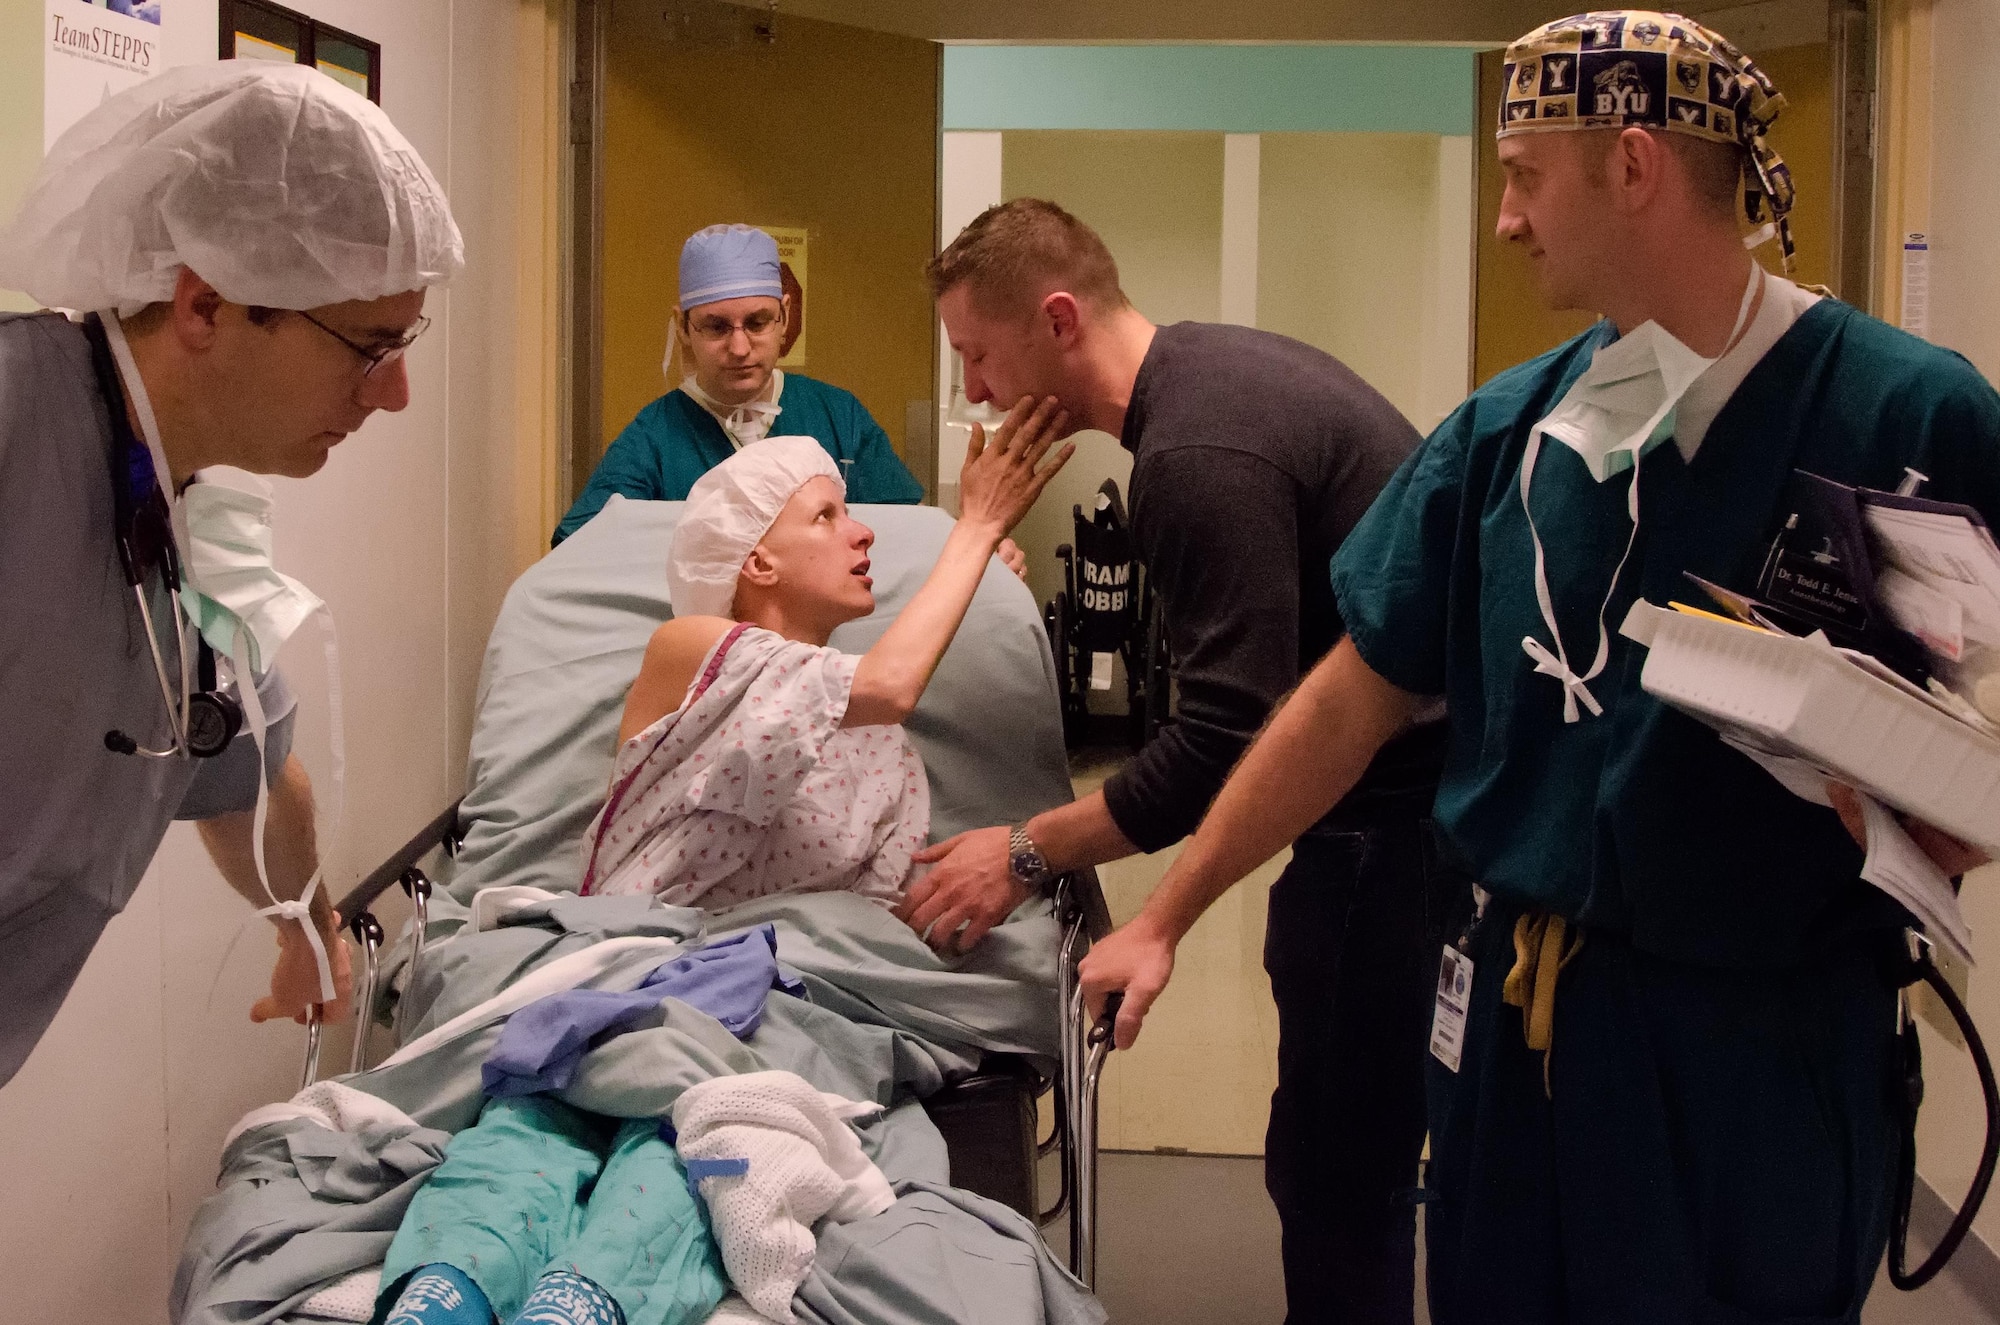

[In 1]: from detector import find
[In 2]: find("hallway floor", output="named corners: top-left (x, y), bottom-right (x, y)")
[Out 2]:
top-left (1044, 1151), bottom-right (1998, 1324)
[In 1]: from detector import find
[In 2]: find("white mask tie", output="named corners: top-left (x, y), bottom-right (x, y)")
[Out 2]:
top-left (682, 373), bottom-right (785, 450)
top-left (101, 315), bottom-right (349, 1006)
top-left (1518, 266), bottom-right (1762, 721)
top-left (208, 614), bottom-right (347, 1009)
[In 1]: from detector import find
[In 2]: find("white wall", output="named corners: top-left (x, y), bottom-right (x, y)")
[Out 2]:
top-left (1257, 132), bottom-right (1473, 435)
top-left (998, 130), bottom-right (1223, 615)
top-left (0, 3), bottom-right (529, 1318)
top-left (1910, 0), bottom-right (2000, 1252)
top-left (936, 130), bottom-right (1003, 513)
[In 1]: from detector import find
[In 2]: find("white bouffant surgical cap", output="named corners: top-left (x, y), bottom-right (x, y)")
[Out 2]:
top-left (0, 61), bottom-right (463, 315)
top-left (667, 437), bottom-right (845, 619)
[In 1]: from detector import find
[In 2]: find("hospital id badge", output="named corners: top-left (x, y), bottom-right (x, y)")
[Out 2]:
top-left (1430, 946), bottom-right (1474, 1074)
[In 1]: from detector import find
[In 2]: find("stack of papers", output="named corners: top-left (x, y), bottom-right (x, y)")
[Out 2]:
top-left (1621, 600), bottom-right (1998, 965)
top-left (1862, 497), bottom-right (2000, 661)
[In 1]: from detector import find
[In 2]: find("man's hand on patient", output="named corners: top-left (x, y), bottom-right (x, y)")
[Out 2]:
top-left (1827, 782), bottom-right (1990, 878)
top-left (1079, 913), bottom-right (1177, 1051)
top-left (899, 826), bottom-right (1030, 954)
top-left (998, 538), bottom-right (1029, 582)
top-left (252, 909), bottom-right (355, 1026)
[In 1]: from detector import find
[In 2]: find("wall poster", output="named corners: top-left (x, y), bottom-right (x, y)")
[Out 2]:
top-left (45, 0), bottom-right (161, 151)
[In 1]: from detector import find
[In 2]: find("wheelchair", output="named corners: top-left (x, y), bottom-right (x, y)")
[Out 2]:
top-left (1044, 478), bottom-right (1172, 751)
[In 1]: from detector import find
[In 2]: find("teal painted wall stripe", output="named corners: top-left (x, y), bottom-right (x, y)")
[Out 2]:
top-left (943, 46), bottom-right (1477, 136)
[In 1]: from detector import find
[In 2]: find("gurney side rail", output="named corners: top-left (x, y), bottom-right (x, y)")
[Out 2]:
top-left (1052, 868), bottom-right (1119, 1288)
top-left (298, 800), bottom-right (464, 1087)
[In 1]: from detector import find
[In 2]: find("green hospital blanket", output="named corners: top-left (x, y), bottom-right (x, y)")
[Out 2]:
top-left (173, 890), bottom-right (1083, 1325)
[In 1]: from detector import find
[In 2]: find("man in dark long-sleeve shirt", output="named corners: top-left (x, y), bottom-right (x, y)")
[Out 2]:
top-left (902, 198), bottom-right (1465, 1324)
top-left (1107, 321), bottom-right (1448, 849)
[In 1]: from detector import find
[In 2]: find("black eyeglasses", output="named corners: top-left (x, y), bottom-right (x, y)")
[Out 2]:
top-left (685, 310), bottom-right (784, 343)
top-left (295, 310), bottom-right (432, 376)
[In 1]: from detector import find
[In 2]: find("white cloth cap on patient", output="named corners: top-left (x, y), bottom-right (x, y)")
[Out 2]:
top-left (0, 61), bottom-right (461, 315)
top-left (667, 436), bottom-right (845, 619)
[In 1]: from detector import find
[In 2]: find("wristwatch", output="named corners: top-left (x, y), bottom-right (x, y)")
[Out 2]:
top-left (1008, 824), bottom-right (1057, 895)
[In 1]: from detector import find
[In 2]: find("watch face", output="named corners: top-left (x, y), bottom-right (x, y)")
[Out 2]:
top-left (1011, 850), bottom-right (1041, 878)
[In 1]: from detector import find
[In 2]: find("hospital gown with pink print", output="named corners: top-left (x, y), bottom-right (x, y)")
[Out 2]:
top-left (580, 623), bottom-right (928, 909)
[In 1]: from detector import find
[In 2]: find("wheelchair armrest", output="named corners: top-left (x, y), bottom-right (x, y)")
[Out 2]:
top-left (930, 1051), bottom-right (1045, 1101)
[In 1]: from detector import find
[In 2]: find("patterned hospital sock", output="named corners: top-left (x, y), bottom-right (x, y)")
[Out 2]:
top-left (384, 1264), bottom-right (496, 1325)
top-left (509, 1270), bottom-right (626, 1325)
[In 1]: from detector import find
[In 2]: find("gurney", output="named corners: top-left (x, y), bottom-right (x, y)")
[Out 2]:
top-left (174, 498), bottom-right (1119, 1324)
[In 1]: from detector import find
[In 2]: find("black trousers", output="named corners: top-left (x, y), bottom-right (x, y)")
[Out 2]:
top-left (1264, 808), bottom-right (1471, 1325)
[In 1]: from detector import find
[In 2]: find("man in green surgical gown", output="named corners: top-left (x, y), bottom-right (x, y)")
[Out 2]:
top-left (1078, 12), bottom-right (1999, 1322)
top-left (553, 224), bottom-right (922, 545)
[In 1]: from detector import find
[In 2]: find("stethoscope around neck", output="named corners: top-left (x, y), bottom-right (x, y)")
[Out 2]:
top-left (85, 313), bottom-right (243, 761)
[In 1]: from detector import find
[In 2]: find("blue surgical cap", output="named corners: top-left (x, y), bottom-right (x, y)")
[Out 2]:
top-left (679, 224), bottom-right (782, 310)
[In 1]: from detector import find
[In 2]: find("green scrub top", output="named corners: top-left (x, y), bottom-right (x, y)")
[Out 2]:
top-left (553, 373), bottom-right (924, 545)
top-left (1330, 299), bottom-right (2000, 970)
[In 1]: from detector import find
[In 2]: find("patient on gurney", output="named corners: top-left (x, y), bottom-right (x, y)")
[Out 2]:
top-left (375, 415), bottom-right (1069, 1325)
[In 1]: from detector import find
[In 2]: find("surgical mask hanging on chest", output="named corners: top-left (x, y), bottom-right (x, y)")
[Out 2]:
top-left (1518, 269), bottom-right (1761, 722)
top-left (682, 372), bottom-right (785, 450)
top-left (101, 312), bottom-right (345, 1005)
top-left (180, 470), bottom-right (325, 674)
top-left (178, 472), bottom-right (345, 1005)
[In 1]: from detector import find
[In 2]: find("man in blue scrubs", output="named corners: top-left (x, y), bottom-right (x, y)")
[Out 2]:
top-left (1080, 12), bottom-right (1998, 1321)
top-left (0, 63), bottom-right (461, 1085)
top-left (554, 225), bottom-right (923, 544)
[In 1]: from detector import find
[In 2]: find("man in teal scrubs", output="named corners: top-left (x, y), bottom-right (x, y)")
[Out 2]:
top-left (1079, 12), bottom-right (1998, 1322)
top-left (553, 224), bottom-right (922, 544)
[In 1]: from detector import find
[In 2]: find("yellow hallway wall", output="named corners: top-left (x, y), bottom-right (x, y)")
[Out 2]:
top-left (599, 2), bottom-right (939, 473)
top-left (1258, 132), bottom-right (1449, 429)
top-left (0, 0), bottom-right (40, 313)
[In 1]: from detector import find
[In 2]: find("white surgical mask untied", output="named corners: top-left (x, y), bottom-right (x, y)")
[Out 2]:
top-left (679, 370), bottom-right (785, 450)
top-left (1518, 266), bottom-right (1762, 722)
top-left (101, 311), bottom-right (346, 1004)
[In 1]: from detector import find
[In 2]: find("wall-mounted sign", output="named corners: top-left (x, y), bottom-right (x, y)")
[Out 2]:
top-left (763, 226), bottom-right (808, 369)
top-left (1901, 232), bottom-right (1930, 341)
top-left (45, 0), bottom-right (162, 150)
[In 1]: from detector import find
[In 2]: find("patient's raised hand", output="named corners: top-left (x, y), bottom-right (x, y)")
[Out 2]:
top-left (957, 395), bottom-right (1072, 538)
top-left (848, 399), bottom-right (1073, 730)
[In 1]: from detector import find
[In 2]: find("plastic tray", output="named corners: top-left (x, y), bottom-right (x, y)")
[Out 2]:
top-left (1625, 602), bottom-right (2000, 854)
